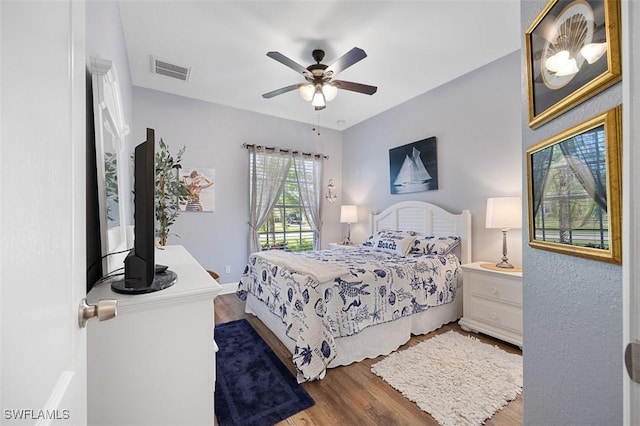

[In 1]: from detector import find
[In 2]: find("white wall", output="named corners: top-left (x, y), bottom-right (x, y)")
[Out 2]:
top-left (520, 2), bottom-right (623, 424)
top-left (132, 87), bottom-right (344, 283)
top-left (342, 51), bottom-right (522, 265)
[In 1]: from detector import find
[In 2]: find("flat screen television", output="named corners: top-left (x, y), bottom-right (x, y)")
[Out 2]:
top-left (86, 69), bottom-right (103, 292)
top-left (110, 128), bottom-right (177, 294)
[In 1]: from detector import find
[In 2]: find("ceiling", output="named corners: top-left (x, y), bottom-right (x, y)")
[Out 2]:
top-left (119, 1), bottom-right (521, 130)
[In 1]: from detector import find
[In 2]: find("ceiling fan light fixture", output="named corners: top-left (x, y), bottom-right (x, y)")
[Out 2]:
top-left (322, 83), bottom-right (338, 102)
top-left (299, 83), bottom-right (315, 101)
top-left (263, 47), bottom-right (377, 109)
top-left (311, 89), bottom-right (326, 108)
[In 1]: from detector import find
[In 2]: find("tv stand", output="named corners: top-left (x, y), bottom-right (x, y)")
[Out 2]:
top-left (87, 245), bottom-right (222, 426)
top-left (110, 269), bottom-right (177, 294)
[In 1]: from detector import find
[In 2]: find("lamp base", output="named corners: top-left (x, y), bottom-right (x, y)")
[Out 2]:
top-left (342, 222), bottom-right (352, 245)
top-left (496, 229), bottom-right (514, 268)
top-left (495, 259), bottom-right (514, 269)
top-left (481, 262), bottom-right (522, 272)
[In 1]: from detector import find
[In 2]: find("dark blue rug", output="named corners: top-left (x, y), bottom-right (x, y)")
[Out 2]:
top-left (215, 319), bottom-right (315, 426)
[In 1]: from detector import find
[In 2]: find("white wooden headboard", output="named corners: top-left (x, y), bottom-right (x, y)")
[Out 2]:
top-left (369, 201), bottom-right (472, 264)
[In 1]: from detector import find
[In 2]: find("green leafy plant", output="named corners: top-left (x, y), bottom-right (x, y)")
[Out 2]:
top-left (155, 138), bottom-right (189, 246)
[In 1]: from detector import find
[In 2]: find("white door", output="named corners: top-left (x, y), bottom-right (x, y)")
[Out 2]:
top-left (623, 1), bottom-right (640, 424)
top-left (0, 1), bottom-right (87, 424)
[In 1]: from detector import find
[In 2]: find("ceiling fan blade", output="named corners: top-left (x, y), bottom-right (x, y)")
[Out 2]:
top-left (324, 47), bottom-right (367, 77)
top-left (333, 80), bottom-right (378, 95)
top-left (266, 51), bottom-right (312, 78)
top-left (262, 83), bottom-right (302, 99)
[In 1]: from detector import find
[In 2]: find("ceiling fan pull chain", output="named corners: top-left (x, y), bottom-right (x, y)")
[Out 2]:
top-left (311, 113), bottom-right (320, 136)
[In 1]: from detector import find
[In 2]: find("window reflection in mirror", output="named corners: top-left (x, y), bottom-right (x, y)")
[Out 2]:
top-left (103, 126), bottom-right (120, 227)
top-left (526, 105), bottom-right (622, 264)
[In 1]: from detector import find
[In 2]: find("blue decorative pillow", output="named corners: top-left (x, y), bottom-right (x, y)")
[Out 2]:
top-left (409, 235), bottom-right (460, 256)
top-left (371, 231), bottom-right (417, 257)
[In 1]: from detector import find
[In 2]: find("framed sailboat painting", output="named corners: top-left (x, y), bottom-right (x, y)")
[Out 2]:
top-left (389, 137), bottom-right (438, 194)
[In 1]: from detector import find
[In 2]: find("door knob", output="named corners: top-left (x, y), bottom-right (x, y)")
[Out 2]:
top-left (625, 341), bottom-right (640, 383)
top-left (78, 298), bottom-right (117, 329)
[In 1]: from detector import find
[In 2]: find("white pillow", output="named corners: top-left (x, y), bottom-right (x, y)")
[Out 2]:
top-left (409, 235), bottom-right (460, 256)
top-left (372, 232), bottom-right (417, 257)
top-left (362, 229), bottom-right (416, 248)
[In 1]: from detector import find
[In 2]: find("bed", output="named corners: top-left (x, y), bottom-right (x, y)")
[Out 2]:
top-left (237, 201), bottom-right (472, 382)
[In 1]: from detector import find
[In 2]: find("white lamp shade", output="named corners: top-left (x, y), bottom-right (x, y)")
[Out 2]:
top-left (299, 83), bottom-right (315, 101)
top-left (340, 205), bottom-right (358, 224)
top-left (486, 197), bottom-right (522, 230)
top-left (311, 90), bottom-right (326, 107)
top-left (322, 83), bottom-right (338, 101)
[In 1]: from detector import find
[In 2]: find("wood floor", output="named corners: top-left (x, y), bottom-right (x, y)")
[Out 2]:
top-left (214, 293), bottom-right (523, 426)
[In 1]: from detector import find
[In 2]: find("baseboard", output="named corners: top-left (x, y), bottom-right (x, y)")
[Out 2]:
top-left (218, 282), bottom-right (238, 295)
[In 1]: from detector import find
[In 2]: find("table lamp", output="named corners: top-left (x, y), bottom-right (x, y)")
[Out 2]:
top-left (486, 197), bottom-right (521, 268)
top-left (340, 205), bottom-right (358, 245)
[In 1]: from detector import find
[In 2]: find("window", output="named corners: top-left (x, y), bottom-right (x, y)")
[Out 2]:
top-left (247, 146), bottom-right (323, 253)
top-left (258, 164), bottom-right (315, 252)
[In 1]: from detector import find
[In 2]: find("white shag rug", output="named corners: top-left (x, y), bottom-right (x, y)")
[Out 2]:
top-left (371, 330), bottom-right (522, 426)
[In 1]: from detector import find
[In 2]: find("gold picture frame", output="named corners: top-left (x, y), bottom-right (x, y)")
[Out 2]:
top-left (526, 105), bottom-right (621, 264)
top-left (525, 0), bottom-right (621, 129)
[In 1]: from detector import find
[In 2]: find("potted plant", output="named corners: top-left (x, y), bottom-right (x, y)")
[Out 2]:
top-left (155, 138), bottom-right (190, 246)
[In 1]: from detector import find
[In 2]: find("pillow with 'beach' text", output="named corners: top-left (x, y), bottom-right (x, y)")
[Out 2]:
top-left (372, 231), bottom-right (416, 257)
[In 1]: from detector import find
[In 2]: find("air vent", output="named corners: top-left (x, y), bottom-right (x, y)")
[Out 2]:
top-left (151, 56), bottom-right (191, 82)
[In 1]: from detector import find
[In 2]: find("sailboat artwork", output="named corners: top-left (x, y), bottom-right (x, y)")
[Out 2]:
top-left (389, 137), bottom-right (438, 194)
top-left (394, 147), bottom-right (432, 185)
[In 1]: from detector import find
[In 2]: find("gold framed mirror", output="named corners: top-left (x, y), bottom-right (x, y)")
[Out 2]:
top-left (526, 105), bottom-right (622, 264)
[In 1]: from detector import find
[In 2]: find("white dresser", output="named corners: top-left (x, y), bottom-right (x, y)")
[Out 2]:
top-left (87, 245), bottom-right (222, 426)
top-left (459, 261), bottom-right (523, 348)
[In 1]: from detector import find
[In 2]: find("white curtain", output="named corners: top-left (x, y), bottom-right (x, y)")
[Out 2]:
top-left (293, 154), bottom-right (323, 250)
top-left (248, 147), bottom-right (291, 253)
top-left (559, 131), bottom-right (608, 211)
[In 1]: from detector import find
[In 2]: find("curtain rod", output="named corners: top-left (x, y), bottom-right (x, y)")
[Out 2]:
top-left (242, 143), bottom-right (328, 159)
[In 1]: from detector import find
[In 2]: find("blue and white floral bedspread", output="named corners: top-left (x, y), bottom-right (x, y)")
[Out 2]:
top-left (237, 247), bottom-right (459, 382)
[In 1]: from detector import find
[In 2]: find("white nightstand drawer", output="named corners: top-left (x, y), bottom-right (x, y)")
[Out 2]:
top-left (469, 297), bottom-right (523, 334)
top-left (468, 273), bottom-right (522, 307)
top-left (459, 261), bottom-right (523, 347)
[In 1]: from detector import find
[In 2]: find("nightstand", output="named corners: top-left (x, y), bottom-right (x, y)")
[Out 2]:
top-left (459, 261), bottom-right (523, 348)
top-left (328, 242), bottom-right (357, 250)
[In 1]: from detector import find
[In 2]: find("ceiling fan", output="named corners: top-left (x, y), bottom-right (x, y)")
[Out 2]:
top-left (262, 47), bottom-right (377, 110)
